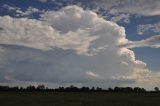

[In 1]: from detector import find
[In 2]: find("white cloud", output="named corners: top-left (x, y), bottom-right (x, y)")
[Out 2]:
top-left (137, 23), bottom-right (160, 35)
top-left (86, 71), bottom-right (100, 78)
top-left (40, 5), bottom-right (105, 33)
top-left (19, 7), bottom-right (39, 16)
top-left (0, 15), bottom-right (98, 56)
top-left (2, 4), bottom-right (17, 11)
top-left (2, 4), bottom-right (40, 17)
top-left (0, 5), bottom-right (160, 89)
top-left (94, 0), bottom-right (160, 16)
top-left (15, 7), bottom-right (40, 17)
top-left (0, 47), bottom-right (7, 70)
top-left (119, 35), bottom-right (160, 48)
top-left (113, 69), bottom-right (160, 89)
top-left (39, 0), bottom-right (48, 2)
top-left (110, 14), bottom-right (130, 23)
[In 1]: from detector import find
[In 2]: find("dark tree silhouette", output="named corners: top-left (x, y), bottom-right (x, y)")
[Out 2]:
top-left (0, 85), bottom-right (153, 93)
top-left (154, 87), bottom-right (159, 92)
top-left (37, 84), bottom-right (45, 90)
top-left (91, 87), bottom-right (95, 91)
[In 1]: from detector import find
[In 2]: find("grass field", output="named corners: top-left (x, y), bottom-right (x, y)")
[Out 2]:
top-left (0, 92), bottom-right (160, 106)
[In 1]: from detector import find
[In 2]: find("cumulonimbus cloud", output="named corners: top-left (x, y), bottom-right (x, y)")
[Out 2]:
top-left (0, 5), bottom-right (160, 89)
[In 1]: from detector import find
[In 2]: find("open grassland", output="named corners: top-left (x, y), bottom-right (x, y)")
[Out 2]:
top-left (0, 92), bottom-right (160, 106)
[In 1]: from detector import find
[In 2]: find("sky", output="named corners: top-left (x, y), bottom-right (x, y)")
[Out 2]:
top-left (0, 0), bottom-right (160, 90)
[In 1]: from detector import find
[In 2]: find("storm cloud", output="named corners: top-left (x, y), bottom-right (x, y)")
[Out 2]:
top-left (0, 5), bottom-right (160, 89)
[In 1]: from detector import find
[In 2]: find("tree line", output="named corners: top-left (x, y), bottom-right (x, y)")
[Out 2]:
top-left (0, 85), bottom-right (159, 92)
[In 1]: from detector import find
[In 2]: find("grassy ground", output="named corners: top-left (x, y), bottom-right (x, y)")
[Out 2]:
top-left (0, 92), bottom-right (160, 106)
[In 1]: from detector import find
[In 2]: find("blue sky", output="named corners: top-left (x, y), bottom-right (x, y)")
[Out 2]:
top-left (0, 0), bottom-right (160, 89)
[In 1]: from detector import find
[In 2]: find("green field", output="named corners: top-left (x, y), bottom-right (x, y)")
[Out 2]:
top-left (0, 92), bottom-right (160, 106)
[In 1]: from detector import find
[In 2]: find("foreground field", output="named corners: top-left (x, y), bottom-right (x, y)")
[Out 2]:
top-left (0, 92), bottom-right (160, 106)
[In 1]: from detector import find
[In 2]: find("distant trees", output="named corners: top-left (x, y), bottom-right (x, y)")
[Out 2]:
top-left (154, 87), bottom-right (159, 92)
top-left (0, 86), bottom-right (19, 91)
top-left (113, 87), bottom-right (146, 93)
top-left (0, 85), bottom-right (158, 93)
top-left (133, 87), bottom-right (146, 92)
top-left (37, 84), bottom-right (45, 90)
top-left (26, 85), bottom-right (36, 91)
